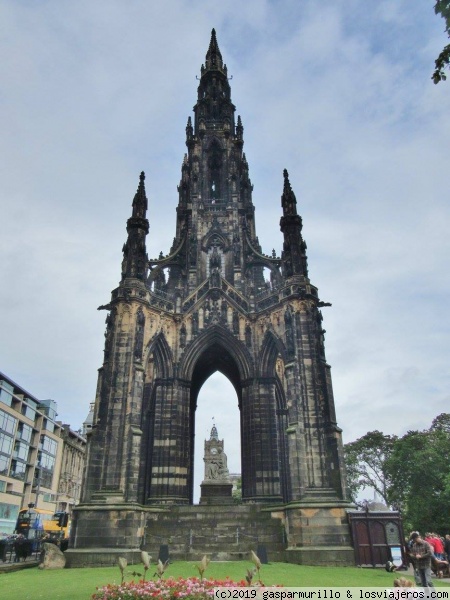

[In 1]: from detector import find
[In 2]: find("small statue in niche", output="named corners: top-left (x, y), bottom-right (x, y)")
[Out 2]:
top-left (192, 312), bottom-right (199, 336)
top-left (180, 324), bottom-right (187, 348)
top-left (245, 323), bottom-right (252, 347)
top-left (210, 267), bottom-right (221, 288)
top-left (221, 300), bottom-right (227, 323)
top-left (284, 306), bottom-right (295, 357)
top-left (232, 311), bottom-right (239, 335)
top-left (103, 308), bottom-right (116, 361)
top-left (134, 308), bottom-right (145, 361)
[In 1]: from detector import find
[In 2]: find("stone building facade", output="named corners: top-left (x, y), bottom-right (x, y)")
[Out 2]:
top-left (68, 30), bottom-right (354, 565)
top-left (57, 426), bottom-right (85, 514)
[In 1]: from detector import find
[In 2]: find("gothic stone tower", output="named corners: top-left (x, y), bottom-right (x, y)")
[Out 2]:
top-left (69, 30), bottom-right (354, 566)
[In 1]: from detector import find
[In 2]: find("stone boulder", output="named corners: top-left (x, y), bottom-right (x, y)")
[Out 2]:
top-left (39, 542), bottom-right (66, 569)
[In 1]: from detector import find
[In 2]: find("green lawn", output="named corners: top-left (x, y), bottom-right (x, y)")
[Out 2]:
top-left (0, 561), bottom-right (448, 600)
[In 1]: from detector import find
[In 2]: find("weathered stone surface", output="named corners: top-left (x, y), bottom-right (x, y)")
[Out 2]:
top-left (39, 542), bottom-right (66, 570)
top-left (69, 29), bottom-right (354, 567)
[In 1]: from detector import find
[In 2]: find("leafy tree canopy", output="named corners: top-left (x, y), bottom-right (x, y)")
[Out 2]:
top-left (386, 425), bottom-right (450, 532)
top-left (344, 430), bottom-right (397, 506)
top-left (344, 414), bottom-right (450, 534)
top-left (433, 1), bottom-right (450, 83)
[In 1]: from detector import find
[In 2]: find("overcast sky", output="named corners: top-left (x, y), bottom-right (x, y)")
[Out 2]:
top-left (1, 1), bottom-right (449, 502)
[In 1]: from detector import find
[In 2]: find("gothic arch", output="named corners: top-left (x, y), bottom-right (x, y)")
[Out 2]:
top-left (201, 229), bottom-right (229, 251)
top-left (179, 324), bottom-right (253, 388)
top-left (206, 136), bottom-right (224, 151)
top-left (144, 331), bottom-right (174, 380)
top-left (206, 137), bottom-right (224, 199)
top-left (258, 329), bottom-right (288, 378)
top-left (257, 329), bottom-right (291, 500)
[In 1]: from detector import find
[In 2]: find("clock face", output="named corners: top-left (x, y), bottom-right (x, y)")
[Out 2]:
top-left (210, 447), bottom-right (218, 455)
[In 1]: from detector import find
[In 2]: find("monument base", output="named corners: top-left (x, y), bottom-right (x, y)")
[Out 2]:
top-left (66, 501), bottom-right (355, 567)
top-left (283, 499), bottom-right (355, 566)
top-left (200, 481), bottom-right (234, 504)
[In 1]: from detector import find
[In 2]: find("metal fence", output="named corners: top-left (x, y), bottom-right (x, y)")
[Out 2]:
top-left (0, 538), bottom-right (68, 564)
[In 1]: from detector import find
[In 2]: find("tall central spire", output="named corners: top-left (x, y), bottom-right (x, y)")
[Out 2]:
top-left (148, 30), bottom-right (310, 300)
top-left (195, 29), bottom-right (233, 130)
top-left (204, 28), bottom-right (224, 72)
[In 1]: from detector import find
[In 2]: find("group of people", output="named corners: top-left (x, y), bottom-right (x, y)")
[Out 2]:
top-left (0, 533), bottom-right (33, 562)
top-left (424, 532), bottom-right (450, 561)
top-left (387, 531), bottom-right (450, 589)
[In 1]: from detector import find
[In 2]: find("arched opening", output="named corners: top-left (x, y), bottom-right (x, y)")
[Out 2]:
top-left (188, 337), bottom-right (243, 504)
top-left (141, 326), bottom-right (287, 505)
top-left (193, 372), bottom-right (240, 503)
top-left (207, 139), bottom-right (223, 200)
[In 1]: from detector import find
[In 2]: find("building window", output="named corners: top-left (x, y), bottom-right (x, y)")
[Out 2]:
top-left (0, 431), bottom-right (14, 455)
top-left (40, 436), bottom-right (57, 455)
top-left (38, 467), bottom-right (54, 489)
top-left (17, 422), bottom-right (33, 444)
top-left (42, 493), bottom-right (57, 502)
top-left (39, 451), bottom-right (55, 471)
top-left (21, 404), bottom-right (36, 420)
top-left (35, 435), bottom-right (58, 489)
top-left (0, 454), bottom-right (9, 476)
top-left (0, 381), bottom-right (13, 407)
top-left (13, 440), bottom-right (29, 462)
top-left (9, 459), bottom-right (26, 480)
top-left (0, 409), bottom-right (17, 435)
top-left (42, 419), bottom-right (55, 433)
top-left (0, 502), bottom-right (19, 535)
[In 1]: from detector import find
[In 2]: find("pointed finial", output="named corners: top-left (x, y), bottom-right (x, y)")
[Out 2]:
top-left (210, 28), bottom-right (218, 48)
top-left (205, 28), bottom-right (223, 70)
top-left (210, 423), bottom-right (219, 441)
top-left (281, 168), bottom-right (297, 213)
top-left (132, 171), bottom-right (148, 214)
top-left (283, 169), bottom-right (292, 193)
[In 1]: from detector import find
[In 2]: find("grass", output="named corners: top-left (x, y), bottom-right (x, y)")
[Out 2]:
top-left (0, 561), bottom-right (449, 600)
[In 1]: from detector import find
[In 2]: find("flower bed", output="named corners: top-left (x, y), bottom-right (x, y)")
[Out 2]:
top-left (92, 576), bottom-right (246, 600)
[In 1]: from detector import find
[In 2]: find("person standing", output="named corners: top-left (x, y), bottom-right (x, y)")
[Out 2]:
top-left (406, 531), bottom-right (422, 585)
top-left (444, 534), bottom-right (450, 560)
top-left (410, 532), bottom-right (435, 588)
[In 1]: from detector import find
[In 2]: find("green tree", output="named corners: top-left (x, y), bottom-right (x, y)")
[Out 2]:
top-left (433, 1), bottom-right (450, 83)
top-left (344, 414), bottom-right (450, 534)
top-left (232, 477), bottom-right (242, 503)
top-left (386, 423), bottom-right (450, 533)
top-left (344, 431), bottom-right (397, 505)
top-left (430, 411), bottom-right (450, 433)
